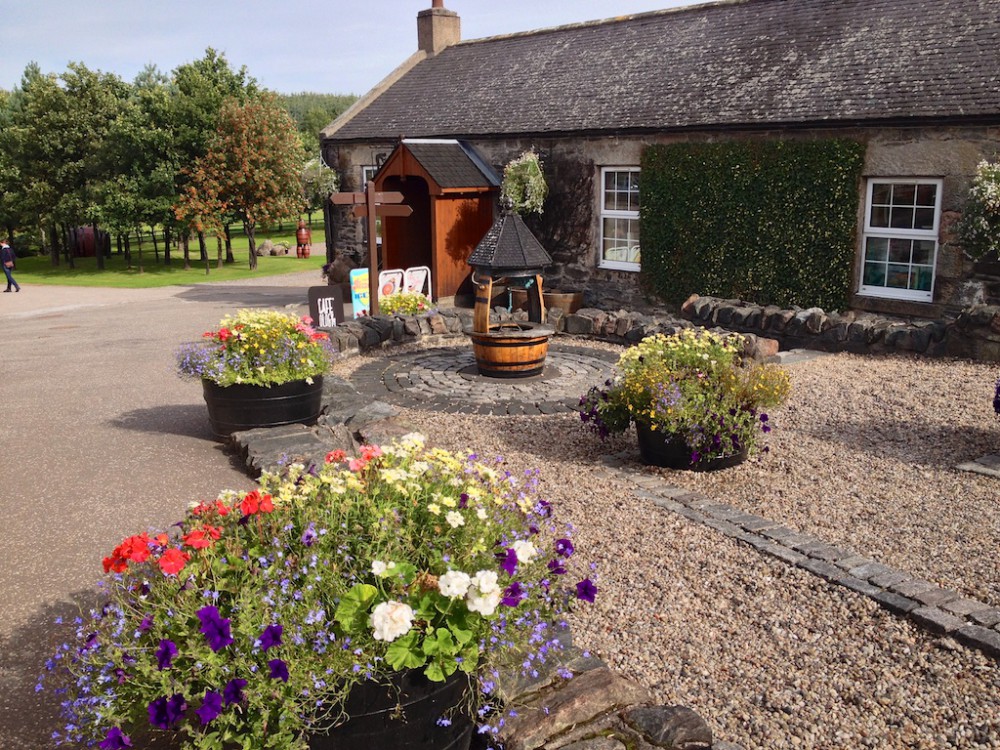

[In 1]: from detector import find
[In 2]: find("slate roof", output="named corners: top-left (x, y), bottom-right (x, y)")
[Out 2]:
top-left (326, 0), bottom-right (1000, 142)
top-left (467, 212), bottom-right (553, 274)
top-left (397, 139), bottom-right (500, 188)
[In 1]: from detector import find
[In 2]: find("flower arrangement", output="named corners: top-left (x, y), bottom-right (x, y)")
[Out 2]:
top-left (380, 291), bottom-right (434, 316)
top-left (579, 329), bottom-right (790, 466)
top-left (42, 435), bottom-right (595, 750)
top-left (959, 159), bottom-right (1000, 260)
top-left (176, 308), bottom-right (335, 387)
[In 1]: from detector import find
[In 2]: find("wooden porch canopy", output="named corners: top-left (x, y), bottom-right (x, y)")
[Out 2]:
top-left (373, 138), bottom-right (500, 300)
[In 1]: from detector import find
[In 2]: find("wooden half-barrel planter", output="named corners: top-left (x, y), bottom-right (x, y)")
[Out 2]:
top-left (469, 321), bottom-right (554, 378)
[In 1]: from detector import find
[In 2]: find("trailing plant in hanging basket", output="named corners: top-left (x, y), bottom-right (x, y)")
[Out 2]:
top-left (501, 150), bottom-right (548, 215)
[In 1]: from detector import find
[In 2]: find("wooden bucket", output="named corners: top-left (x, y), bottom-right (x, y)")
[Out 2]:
top-left (469, 323), bottom-right (552, 378)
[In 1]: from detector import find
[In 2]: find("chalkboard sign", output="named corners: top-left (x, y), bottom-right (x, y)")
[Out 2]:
top-left (308, 286), bottom-right (346, 328)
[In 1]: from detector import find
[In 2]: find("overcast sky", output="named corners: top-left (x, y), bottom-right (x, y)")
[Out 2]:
top-left (1, 0), bottom-right (705, 96)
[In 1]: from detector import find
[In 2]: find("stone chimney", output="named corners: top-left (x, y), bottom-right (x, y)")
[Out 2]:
top-left (417, 0), bottom-right (460, 55)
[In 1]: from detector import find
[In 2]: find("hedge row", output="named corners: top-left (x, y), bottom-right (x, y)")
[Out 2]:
top-left (640, 139), bottom-right (865, 311)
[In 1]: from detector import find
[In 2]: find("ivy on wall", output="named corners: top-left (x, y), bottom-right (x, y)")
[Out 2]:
top-left (640, 139), bottom-right (865, 310)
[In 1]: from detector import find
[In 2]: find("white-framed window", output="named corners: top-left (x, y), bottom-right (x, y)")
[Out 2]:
top-left (361, 165), bottom-right (379, 189)
top-left (858, 178), bottom-right (942, 302)
top-left (599, 167), bottom-right (641, 271)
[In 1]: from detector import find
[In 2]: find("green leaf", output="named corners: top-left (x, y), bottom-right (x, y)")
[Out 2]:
top-left (333, 584), bottom-right (378, 631)
top-left (385, 631), bottom-right (425, 671)
top-left (422, 627), bottom-right (457, 657)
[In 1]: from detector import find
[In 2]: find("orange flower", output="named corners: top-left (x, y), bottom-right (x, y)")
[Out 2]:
top-left (325, 449), bottom-right (346, 464)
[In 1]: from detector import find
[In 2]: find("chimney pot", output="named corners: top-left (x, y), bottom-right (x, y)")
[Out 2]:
top-left (431, 0), bottom-right (444, 7)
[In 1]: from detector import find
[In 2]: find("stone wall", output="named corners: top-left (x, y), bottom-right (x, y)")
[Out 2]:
top-left (323, 124), bottom-right (1000, 320)
top-left (680, 294), bottom-right (1000, 362)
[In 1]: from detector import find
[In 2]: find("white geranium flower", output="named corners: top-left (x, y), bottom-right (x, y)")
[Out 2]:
top-left (470, 570), bottom-right (500, 595)
top-left (445, 511), bottom-right (465, 528)
top-left (466, 588), bottom-right (501, 616)
top-left (370, 601), bottom-right (414, 642)
top-left (371, 560), bottom-right (388, 576)
top-left (438, 570), bottom-right (472, 599)
top-left (476, 508), bottom-right (488, 520)
top-left (512, 539), bottom-right (538, 564)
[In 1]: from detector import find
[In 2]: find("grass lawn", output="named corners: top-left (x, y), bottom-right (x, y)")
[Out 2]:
top-left (12, 219), bottom-right (329, 288)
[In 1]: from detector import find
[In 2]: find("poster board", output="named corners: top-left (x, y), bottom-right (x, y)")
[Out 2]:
top-left (349, 268), bottom-right (371, 317)
top-left (307, 286), bottom-right (346, 329)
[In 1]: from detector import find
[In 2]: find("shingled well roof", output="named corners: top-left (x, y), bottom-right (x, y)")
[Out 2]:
top-left (326, 0), bottom-right (1000, 142)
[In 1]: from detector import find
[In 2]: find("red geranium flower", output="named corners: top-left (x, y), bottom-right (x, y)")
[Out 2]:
top-left (325, 449), bottom-right (346, 464)
top-left (214, 500), bottom-right (230, 516)
top-left (157, 548), bottom-right (190, 576)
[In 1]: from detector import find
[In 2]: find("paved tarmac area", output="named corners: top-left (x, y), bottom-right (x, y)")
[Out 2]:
top-left (0, 271), bottom-right (320, 749)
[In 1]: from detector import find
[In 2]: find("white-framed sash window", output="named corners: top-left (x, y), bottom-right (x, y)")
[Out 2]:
top-left (599, 167), bottom-right (641, 272)
top-left (858, 178), bottom-right (942, 302)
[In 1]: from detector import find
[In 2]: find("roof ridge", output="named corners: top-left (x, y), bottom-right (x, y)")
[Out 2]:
top-left (452, 0), bottom-right (745, 47)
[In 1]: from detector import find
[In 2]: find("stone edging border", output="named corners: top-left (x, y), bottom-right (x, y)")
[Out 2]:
top-left (596, 454), bottom-right (1000, 662)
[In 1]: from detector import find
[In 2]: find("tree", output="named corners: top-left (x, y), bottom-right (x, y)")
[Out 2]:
top-left (301, 157), bottom-right (338, 225)
top-left (186, 93), bottom-right (305, 270)
top-left (277, 92), bottom-right (356, 158)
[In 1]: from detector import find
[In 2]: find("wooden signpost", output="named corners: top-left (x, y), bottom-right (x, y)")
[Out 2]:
top-left (330, 182), bottom-right (412, 315)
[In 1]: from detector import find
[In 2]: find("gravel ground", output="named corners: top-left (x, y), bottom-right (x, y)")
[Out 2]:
top-left (331, 348), bottom-right (1000, 750)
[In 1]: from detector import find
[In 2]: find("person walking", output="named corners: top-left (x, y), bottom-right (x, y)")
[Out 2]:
top-left (1, 242), bottom-right (19, 293)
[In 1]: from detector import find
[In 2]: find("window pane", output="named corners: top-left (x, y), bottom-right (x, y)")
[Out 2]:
top-left (886, 264), bottom-right (910, 288)
top-left (888, 238), bottom-right (912, 263)
top-left (865, 237), bottom-right (889, 262)
top-left (890, 207), bottom-right (914, 229)
top-left (870, 206), bottom-right (890, 227)
top-left (864, 262), bottom-right (886, 286)
top-left (911, 266), bottom-right (933, 291)
top-left (912, 240), bottom-right (935, 265)
top-left (914, 207), bottom-right (935, 230)
top-left (916, 184), bottom-right (937, 207)
top-left (871, 183), bottom-right (892, 204)
top-left (605, 172), bottom-right (616, 192)
top-left (892, 183), bottom-right (916, 205)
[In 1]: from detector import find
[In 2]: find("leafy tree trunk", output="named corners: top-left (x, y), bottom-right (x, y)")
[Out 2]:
top-left (199, 231), bottom-right (209, 275)
top-left (224, 224), bottom-right (234, 263)
top-left (124, 234), bottom-right (132, 270)
top-left (182, 234), bottom-right (191, 270)
top-left (94, 223), bottom-right (105, 271)
top-left (62, 225), bottom-right (75, 269)
top-left (134, 227), bottom-right (144, 274)
top-left (163, 226), bottom-right (172, 266)
top-left (216, 235), bottom-right (224, 269)
top-left (245, 221), bottom-right (258, 270)
top-left (49, 223), bottom-right (60, 267)
top-left (151, 227), bottom-right (159, 263)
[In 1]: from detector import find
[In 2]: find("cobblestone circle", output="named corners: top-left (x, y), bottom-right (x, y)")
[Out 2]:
top-left (350, 342), bottom-right (618, 415)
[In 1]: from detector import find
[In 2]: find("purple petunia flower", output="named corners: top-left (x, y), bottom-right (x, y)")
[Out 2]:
top-left (500, 548), bottom-right (518, 576)
top-left (269, 658), bottom-right (290, 682)
top-left (547, 559), bottom-right (567, 576)
top-left (301, 523), bottom-right (317, 547)
top-left (502, 582), bottom-right (525, 607)
top-left (154, 639), bottom-right (177, 671)
top-left (554, 538), bottom-right (574, 558)
top-left (223, 678), bottom-right (247, 706)
top-left (98, 727), bottom-right (132, 749)
top-left (147, 694), bottom-right (186, 730)
top-left (575, 579), bottom-right (598, 603)
top-left (259, 624), bottom-right (283, 652)
top-left (195, 690), bottom-right (224, 725)
top-left (459, 493), bottom-right (469, 508)
top-left (536, 500), bottom-right (552, 518)
top-left (138, 615), bottom-right (153, 633)
top-left (196, 606), bottom-right (233, 652)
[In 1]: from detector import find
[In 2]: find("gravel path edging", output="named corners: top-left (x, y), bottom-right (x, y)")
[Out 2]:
top-left (597, 453), bottom-right (1000, 663)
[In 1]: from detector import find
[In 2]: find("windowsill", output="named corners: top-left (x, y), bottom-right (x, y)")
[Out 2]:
top-left (597, 262), bottom-right (641, 273)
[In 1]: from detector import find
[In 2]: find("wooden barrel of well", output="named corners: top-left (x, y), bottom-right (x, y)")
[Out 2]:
top-left (469, 324), bottom-right (553, 378)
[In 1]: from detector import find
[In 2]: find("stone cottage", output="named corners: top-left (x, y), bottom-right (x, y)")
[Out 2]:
top-left (321, 0), bottom-right (1000, 317)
